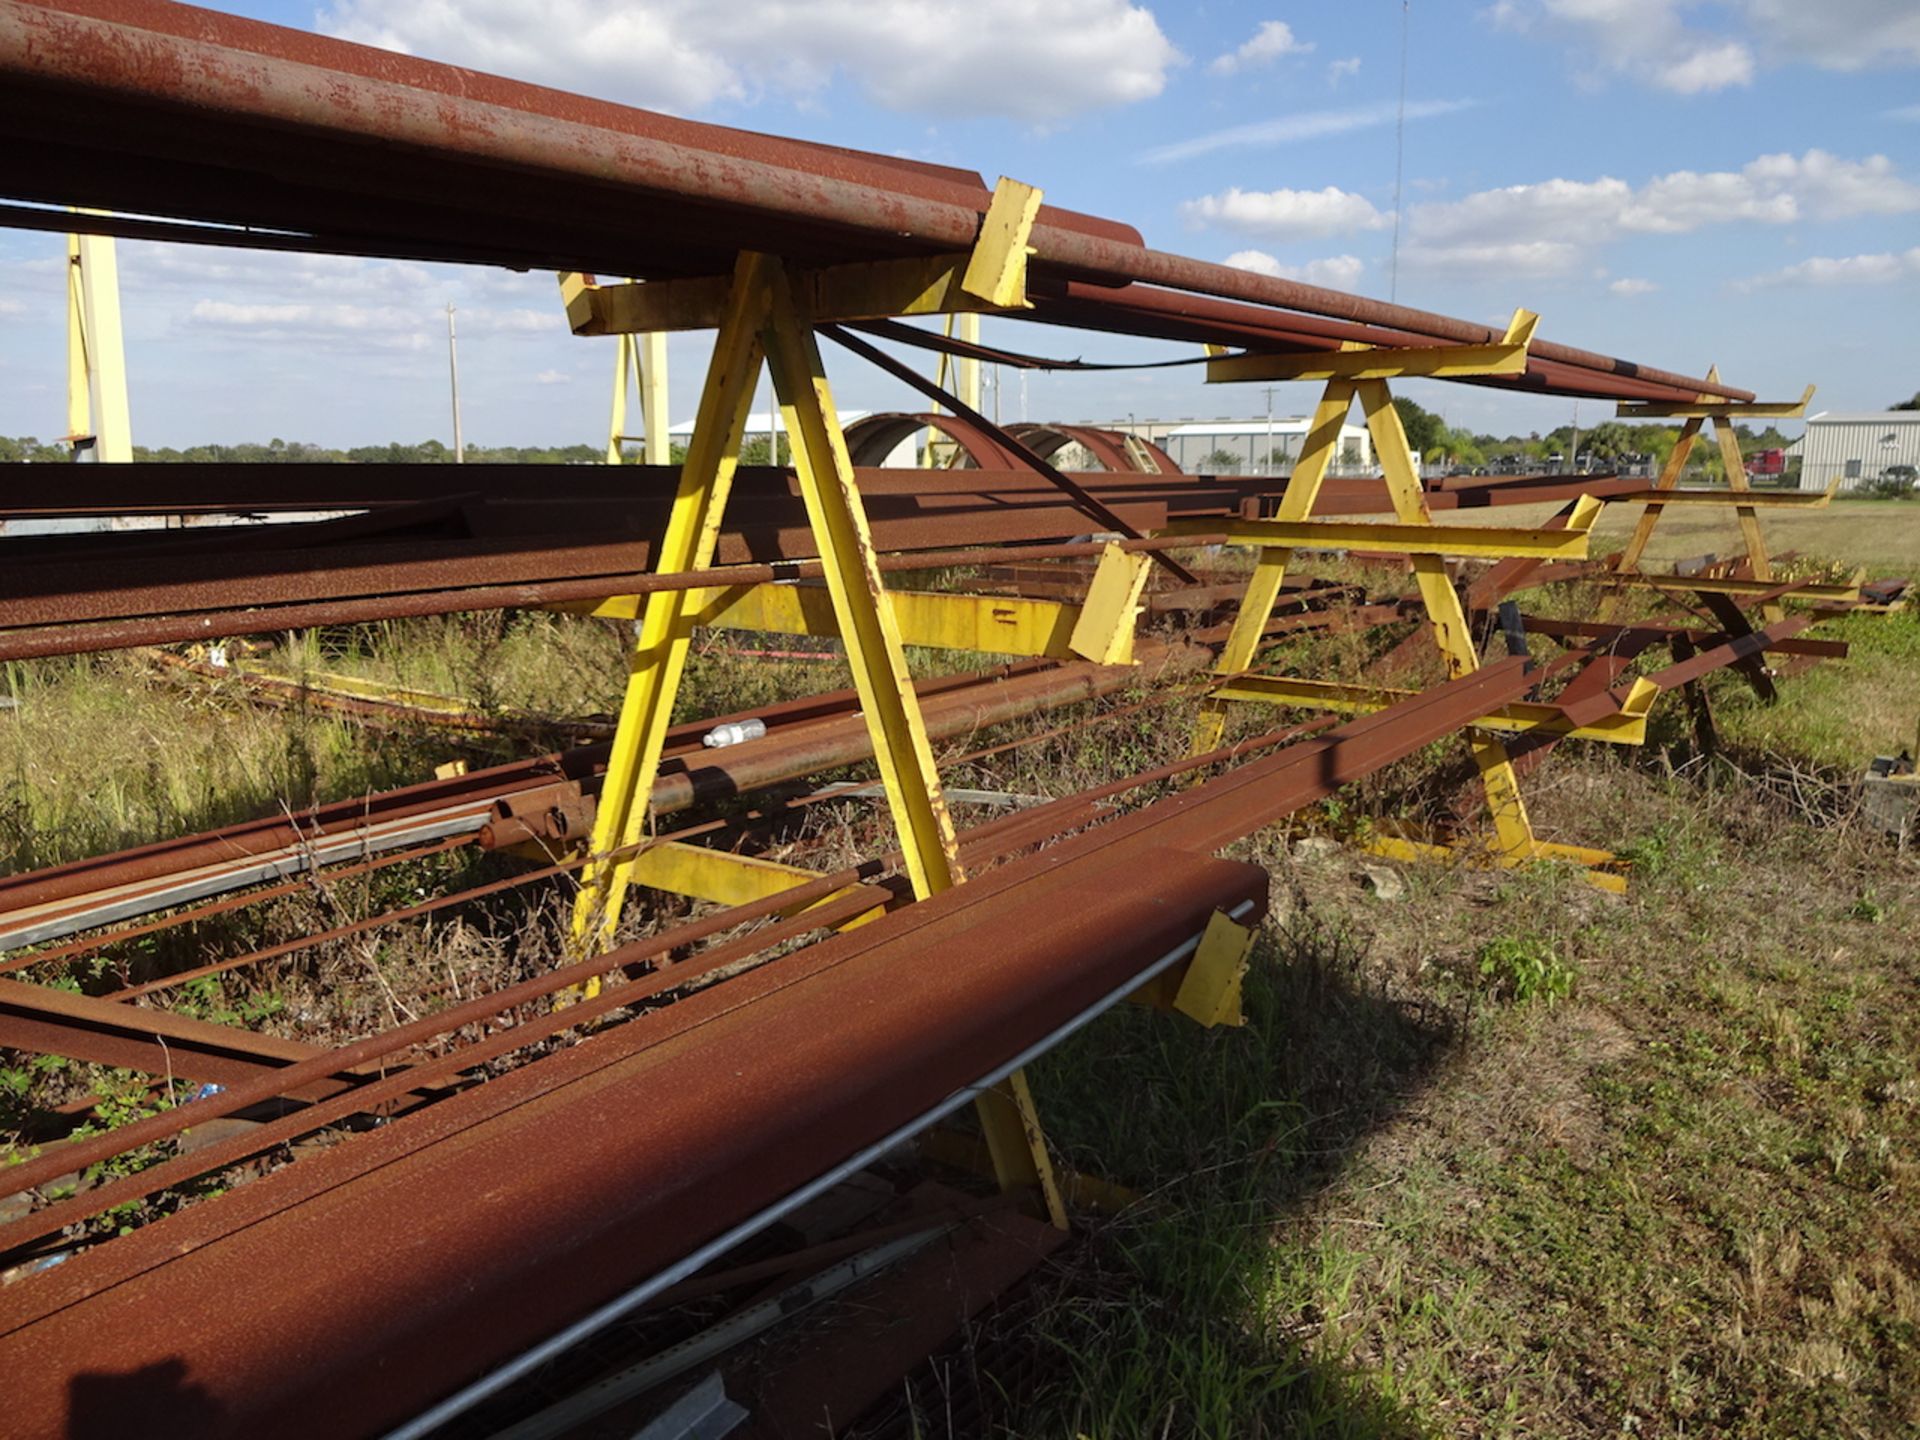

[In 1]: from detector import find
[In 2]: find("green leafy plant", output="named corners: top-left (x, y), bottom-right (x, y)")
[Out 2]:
top-left (1477, 935), bottom-right (1575, 1006)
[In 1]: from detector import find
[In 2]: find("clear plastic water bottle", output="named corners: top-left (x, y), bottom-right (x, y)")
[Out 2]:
top-left (702, 718), bottom-right (767, 748)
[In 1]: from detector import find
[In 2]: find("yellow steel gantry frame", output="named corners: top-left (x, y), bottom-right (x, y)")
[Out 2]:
top-left (1610, 376), bottom-right (1823, 621)
top-left (1188, 311), bottom-right (1634, 893)
top-left (550, 179), bottom-right (1216, 1229)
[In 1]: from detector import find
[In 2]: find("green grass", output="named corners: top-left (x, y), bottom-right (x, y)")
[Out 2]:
top-left (976, 759), bottom-right (1920, 1438)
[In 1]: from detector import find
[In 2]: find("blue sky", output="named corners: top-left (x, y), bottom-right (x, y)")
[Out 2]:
top-left (2, 0), bottom-right (1917, 447)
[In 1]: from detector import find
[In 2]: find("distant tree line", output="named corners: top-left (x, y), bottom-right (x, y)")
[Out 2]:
top-left (0, 435), bottom-right (789, 466)
top-left (1389, 397), bottom-right (1798, 478)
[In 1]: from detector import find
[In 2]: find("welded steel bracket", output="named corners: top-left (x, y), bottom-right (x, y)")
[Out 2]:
top-left (1609, 372), bottom-right (1819, 623)
top-left (1066, 542), bottom-right (1153, 665)
top-left (1172, 909), bottom-right (1256, 1028)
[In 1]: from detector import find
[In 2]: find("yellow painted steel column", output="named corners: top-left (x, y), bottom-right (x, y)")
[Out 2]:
top-left (66, 228), bottom-right (132, 461)
top-left (640, 332), bottom-right (671, 464)
top-left (1190, 380), bottom-right (1356, 754)
top-left (759, 261), bottom-right (964, 900)
top-left (606, 331), bottom-right (633, 466)
top-left (1358, 379), bottom-right (1536, 858)
top-left (570, 253), bottom-right (771, 960)
top-left (65, 234), bottom-right (87, 446)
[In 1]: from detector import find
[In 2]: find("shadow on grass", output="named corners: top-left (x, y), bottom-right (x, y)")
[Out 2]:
top-left (874, 911), bottom-right (1456, 1439)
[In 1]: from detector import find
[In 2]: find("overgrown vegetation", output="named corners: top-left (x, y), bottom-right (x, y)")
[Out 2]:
top-left (1, 505), bottom-right (1916, 1434)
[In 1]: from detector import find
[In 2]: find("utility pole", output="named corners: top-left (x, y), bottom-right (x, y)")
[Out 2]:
top-left (447, 302), bottom-right (464, 464)
top-left (1569, 400), bottom-right (1581, 475)
top-left (1262, 385), bottom-right (1278, 475)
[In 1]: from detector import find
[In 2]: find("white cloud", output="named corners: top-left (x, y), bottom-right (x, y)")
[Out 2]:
top-left (1399, 240), bottom-right (1583, 278)
top-left (1484, 0), bottom-right (1750, 93)
top-left (0, 297), bottom-right (23, 318)
top-left (1183, 187), bottom-right (1391, 241)
top-left (319, 0), bottom-right (1181, 123)
top-left (1140, 98), bottom-right (1474, 165)
top-left (1738, 1), bottom-right (1920, 72)
top-left (1209, 20), bottom-right (1312, 76)
top-left (1740, 247), bottom-right (1920, 289)
top-left (1608, 276), bottom-right (1658, 296)
top-left (535, 369), bottom-right (571, 385)
top-left (1655, 38), bottom-right (1756, 93)
top-left (1403, 149), bottom-right (1920, 275)
top-left (1486, 0), bottom-right (1920, 91)
top-left (1327, 56), bottom-right (1362, 87)
top-left (1224, 251), bottom-right (1365, 289)
top-left (1889, 103), bottom-right (1920, 121)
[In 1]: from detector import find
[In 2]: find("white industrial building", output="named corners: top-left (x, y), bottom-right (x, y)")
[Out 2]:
top-left (1788, 411), bottom-right (1920, 493)
top-left (1144, 418), bottom-right (1376, 476)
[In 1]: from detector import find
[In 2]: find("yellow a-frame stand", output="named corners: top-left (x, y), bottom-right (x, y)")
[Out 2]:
top-left (551, 180), bottom-right (1130, 1228)
top-left (1178, 313), bottom-right (1646, 893)
top-left (1608, 376), bottom-right (1861, 615)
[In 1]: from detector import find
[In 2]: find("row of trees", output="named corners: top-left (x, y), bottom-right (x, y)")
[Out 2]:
top-left (1389, 398), bottom-right (1797, 476)
top-left (0, 435), bottom-right (785, 466)
top-left (0, 436), bottom-right (611, 465)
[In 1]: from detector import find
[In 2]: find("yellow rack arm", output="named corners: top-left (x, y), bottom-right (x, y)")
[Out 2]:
top-left (1169, 495), bottom-right (1599, 562)
top-left (1205, 308), bottom-right (1537, 385)
top-left (1615, 383), bottom-right (1815, 421)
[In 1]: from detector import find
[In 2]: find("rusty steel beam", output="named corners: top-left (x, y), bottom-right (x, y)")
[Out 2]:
top-left (0, 663), bottom-right (1546, 1438)
top-left (0, 0), bottom-right (1747, 403)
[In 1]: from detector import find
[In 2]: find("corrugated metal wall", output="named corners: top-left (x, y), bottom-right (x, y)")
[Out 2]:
top-left (1796, 416), bottom-right (1920, 492)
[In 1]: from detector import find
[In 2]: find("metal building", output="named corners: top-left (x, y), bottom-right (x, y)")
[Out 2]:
top-left (1151, 418), bottom-right (1376, 476)
top-left (1788, 411), bottom-right (1920, 492)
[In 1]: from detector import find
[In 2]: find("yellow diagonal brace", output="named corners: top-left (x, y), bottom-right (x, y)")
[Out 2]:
top-left (1189, 380), bottom-right (1355, 755)
top-left (1358, 377), bottom-right (1537, 859)
top-left (1713, 414), bottom-right (1783, 623)
top-left (760, 261), bottom-right (964, 900)
top-left (569, 252), bottom-right (772, 961)
top-left (1615, 411), bottom-right (1703, 575)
